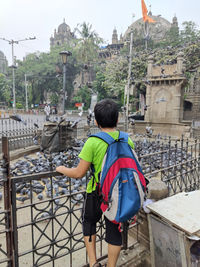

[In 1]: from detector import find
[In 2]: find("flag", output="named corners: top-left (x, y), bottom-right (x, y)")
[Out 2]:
top-left (141, 0), bottom-right (155, 23)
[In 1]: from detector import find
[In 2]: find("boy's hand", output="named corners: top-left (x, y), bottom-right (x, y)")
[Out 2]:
top-left (56, 166), bottom-right (65, 174)
top-left (55, 160), bottom-right (90, 179)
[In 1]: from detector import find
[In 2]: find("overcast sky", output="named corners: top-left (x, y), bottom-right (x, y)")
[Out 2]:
top-left (1, 0), bottom-right (200, 64)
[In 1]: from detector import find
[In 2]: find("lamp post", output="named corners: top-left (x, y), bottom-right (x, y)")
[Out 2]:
top-left (59, 51), bottom-right (72, 115)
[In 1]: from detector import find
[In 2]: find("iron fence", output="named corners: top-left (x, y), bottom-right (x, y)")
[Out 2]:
top-left (136, 136), bottom-right (200, 195)
top-left (10, 171), bottom-right (108, 267)
top-left (0, 137), bottom-right (13, 266)
top-left (0, 135), bottom-right (200, 266)
top-left (0, 118), bottom-right (43, 138)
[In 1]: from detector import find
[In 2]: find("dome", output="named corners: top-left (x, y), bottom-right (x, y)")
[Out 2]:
top-left (58, 19), bottom-right (71, 33)
top-left (123, 15), bottom-right (172, 42)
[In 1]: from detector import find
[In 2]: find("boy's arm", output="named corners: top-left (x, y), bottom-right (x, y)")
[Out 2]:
top-left (56, 159), bottom-right (91, 179)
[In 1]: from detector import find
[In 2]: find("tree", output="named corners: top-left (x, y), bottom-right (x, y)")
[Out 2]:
top-left (13, 43), bottom-right (78, 108)
top-left (103, 57), bottom-right (128, 105)
top-left (72, 85), bottom-right (91, 109)
top-left (92, 70), bottom-right (107, 100)
top-left (180, 21), bottom-right (200, 43)
top-left (75, 22), bottom-right (103, 65)
top-left (0, 73), bottom-right (12, 106)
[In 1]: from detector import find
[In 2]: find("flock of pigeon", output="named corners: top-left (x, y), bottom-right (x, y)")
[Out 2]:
top-left (0, 131), bottom-right (194, 205)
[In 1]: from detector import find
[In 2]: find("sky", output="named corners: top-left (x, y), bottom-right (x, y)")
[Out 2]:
top-left (0, 0), bottom-right (200, 64)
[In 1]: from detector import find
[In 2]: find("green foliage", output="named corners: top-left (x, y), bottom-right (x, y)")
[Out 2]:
top-left (14, 43), bottom-right (78, 107)
top-left (5, 20), bottom-right (200, 111)
top-left (50, 93), bottom-right (59, 105)
top-left (180, 21), bottom-right (200, 43)
top-left (16, 102), bottom-right (23, 109)
top-left (92, 70), bottom-right (107, 100)
top-left (74, 22), bottom-right (103, 65)
top-left (72, 85), bottom-right (91, 109)
top-left (0, 73), bottom-right (11, 105)
top-left (103, 57), bottom-right (128, 100)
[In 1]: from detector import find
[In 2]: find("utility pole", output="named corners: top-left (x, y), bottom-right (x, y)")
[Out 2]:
top-left (24, 74), bottom-right (28, 112)
top-left (0, 37), bottom-right (36, 113)
top-left (124, 32), bottom-right (134, 131)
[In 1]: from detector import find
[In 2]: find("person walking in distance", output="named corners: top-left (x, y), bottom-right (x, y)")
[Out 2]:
top-left (44, 103), bottom-right (50, 121)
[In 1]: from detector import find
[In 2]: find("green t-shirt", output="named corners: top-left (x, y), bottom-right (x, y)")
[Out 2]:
top-left (79, 131), bottom-right (134, 193)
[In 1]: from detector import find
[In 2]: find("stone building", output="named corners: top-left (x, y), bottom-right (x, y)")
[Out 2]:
top-left (123, 12), bottom-right (179, 43)
top-left (99, 28), bottom-right (124, 59)
top-left (100, 12), bottom-right (179, 60)
top-left (50, 19), bottom-right (75, 49)
top-left (0, 50), bottom-right (7, 74)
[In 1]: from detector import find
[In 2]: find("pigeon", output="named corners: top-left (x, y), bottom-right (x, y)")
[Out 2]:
top-left (16, 196), bottom-right (29, 203)
top-left (10, 115), bottom-right (27, 125)
top-left (34, 123), bottom-right (39, 128)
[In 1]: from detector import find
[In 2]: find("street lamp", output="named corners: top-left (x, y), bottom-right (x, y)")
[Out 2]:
top-left (59, 51), bottom-right (72, 115)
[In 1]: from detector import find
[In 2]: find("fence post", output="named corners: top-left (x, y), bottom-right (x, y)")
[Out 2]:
top-left (2, 136), bottom-right (14, 266)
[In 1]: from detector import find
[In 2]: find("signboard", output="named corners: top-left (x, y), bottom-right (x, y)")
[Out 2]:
top-left (75, 103), bottom-right (82, 107)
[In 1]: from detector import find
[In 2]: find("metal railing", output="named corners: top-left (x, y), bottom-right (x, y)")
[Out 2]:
top-left (135, 136), bottom-right (200, 195)
top-left (0, 118), bottom-right (43, 138)
top-left (0, 137), bottom-right (135, 267)
top-left (0, 135), bottom-right (200, 266)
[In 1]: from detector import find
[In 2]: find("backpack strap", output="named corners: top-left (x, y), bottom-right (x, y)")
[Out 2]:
top-left (118, 131), bottom-right (129, 143)
top-left (90, 131), bottom-right (115, 145)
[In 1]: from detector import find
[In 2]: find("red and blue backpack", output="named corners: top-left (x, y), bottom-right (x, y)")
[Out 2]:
top-left (90, 131), bottom-right (146, 223)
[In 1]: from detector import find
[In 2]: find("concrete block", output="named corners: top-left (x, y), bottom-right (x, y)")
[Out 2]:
top-left (147, 178), bottom-right (169, 200)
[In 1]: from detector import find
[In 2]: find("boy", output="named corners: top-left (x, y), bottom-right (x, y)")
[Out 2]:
top-left (56, 99), bottom-right (134, 267)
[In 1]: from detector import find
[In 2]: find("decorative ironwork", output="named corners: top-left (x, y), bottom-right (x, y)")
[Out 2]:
top-left (1, 135), bottom-right (200, 266)
top-left (137, 136), bottom-right (200, 195)
top-left (10, 172), bottom-right (107, 267)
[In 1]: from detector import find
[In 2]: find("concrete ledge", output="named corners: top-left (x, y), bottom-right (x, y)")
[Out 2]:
top-left (133, 121), bottom-right (191, 138)
top-left (0, 145), bottom-right (40, 161)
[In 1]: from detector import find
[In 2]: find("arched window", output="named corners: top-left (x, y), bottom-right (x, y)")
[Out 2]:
top-left (184, 101), bottom-right (192, 111)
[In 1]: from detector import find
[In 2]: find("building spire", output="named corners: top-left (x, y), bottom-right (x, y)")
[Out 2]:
top-left (112, 27), bottom-right (118, 44)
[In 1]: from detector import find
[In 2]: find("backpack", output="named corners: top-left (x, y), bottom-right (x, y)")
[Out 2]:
top-left (90, 131), bottom-right (146, 223)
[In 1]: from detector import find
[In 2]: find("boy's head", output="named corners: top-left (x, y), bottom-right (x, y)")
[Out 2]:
top-left (94, 99), bottom-right (119, 128)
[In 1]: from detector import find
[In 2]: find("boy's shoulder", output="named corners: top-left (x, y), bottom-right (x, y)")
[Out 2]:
top-left (89, 131), bottom-right (134, 149)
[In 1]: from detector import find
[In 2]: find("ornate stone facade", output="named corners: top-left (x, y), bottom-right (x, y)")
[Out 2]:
top-left (50, 19), bottom-right (75, 49)
top-left (145, 53), bottom-right (186, 124)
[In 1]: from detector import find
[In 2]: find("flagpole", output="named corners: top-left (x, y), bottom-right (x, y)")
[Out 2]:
top-left (145, 21), bottom-right (149, 50)
top-left (141, 0), bottom-right (155, 50)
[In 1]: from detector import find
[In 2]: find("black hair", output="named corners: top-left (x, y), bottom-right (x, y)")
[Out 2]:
top-left (94, 99), bottom-right (118, 128)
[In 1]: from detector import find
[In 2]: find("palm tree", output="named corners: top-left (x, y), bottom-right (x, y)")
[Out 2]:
top-left (75, 22), bottom-right (103, 64)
